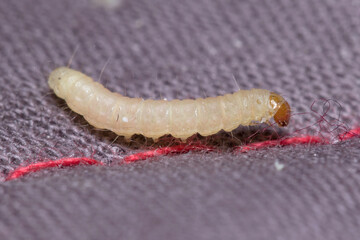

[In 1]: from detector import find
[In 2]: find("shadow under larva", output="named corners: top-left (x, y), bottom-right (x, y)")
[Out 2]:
top-left (48, 67), bottom-right (291, 142)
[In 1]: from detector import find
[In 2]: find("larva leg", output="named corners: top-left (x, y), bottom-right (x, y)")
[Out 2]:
top-left (123, 135), bottom-right (132, 142)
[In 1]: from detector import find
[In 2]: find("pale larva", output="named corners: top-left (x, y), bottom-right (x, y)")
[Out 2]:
top-left (48, 67), bottom-right (291, 140)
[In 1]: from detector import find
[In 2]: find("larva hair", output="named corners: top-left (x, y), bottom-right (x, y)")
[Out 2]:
top-left (48, 67), bottom-right (291, 140)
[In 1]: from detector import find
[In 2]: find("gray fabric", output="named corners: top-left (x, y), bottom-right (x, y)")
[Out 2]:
top-left (0, 0), bottom-right (359, 239)
top-left (1, 139), bottom-right (360, 240)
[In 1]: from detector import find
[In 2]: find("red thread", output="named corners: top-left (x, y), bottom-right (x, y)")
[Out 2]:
top-left (338, 127), bottom-right (360, 141)
top-left (5, 127), bottom-right (360, 181)
top-left (235, 136), bottom-right (327, 153)
top-left (123, 144), bottom-right (216, 163)
top-left (5, 157), bottom-right (103, 181)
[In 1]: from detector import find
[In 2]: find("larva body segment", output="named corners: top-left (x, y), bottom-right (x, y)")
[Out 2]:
top-left (196, 97), bottom-right (223, 136)
top-left (48, 67), bottom-right (290, 140)
top-left (138, 99), bottom-right (171, 137)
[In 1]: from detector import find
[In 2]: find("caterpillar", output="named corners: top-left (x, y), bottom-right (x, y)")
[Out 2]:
top-left (48, 67), bottom-right (291, 140)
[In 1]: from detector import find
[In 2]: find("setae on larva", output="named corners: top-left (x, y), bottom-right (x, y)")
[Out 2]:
top-left (48, 67), bottom-right (291, 140)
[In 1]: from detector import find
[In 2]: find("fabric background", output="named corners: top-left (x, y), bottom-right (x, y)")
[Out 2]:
top-left (0, 0), bottom-right (359, 239)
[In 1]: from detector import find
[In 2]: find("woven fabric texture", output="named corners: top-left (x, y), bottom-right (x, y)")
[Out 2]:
top-left (0, 0), bottom-right (359, 239)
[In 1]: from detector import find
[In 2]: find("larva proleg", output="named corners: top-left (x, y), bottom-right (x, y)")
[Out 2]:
top-left (48, 67), bottom-right (291, 140)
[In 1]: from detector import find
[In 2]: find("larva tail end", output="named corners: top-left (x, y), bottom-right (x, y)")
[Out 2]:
top-left (48, 67), bottom-right (70, 98)
top-left (269, 92), bottom-right (291, 127)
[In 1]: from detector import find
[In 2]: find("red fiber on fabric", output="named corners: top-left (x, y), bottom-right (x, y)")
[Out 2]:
top-left (235, 136), bottom-right (327, 153)
top-left (5, 158), bottom-right (103, 181)
top-left (123, 144), bottom-right (216, 163)
top-left (338, 127), bottom-right (360, 141)
top-left (5, 127), bottom-right (360, 181)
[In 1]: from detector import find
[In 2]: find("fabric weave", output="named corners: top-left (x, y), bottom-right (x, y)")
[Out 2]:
top-left (0, 0), bottom-right (359, 239)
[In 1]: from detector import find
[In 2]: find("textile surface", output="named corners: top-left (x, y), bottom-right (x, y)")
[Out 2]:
top-left (0, 0), bottom-right (359, 239)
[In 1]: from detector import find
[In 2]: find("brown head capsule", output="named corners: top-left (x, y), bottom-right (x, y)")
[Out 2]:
top-left (269, 92), bottom-right (291, 127)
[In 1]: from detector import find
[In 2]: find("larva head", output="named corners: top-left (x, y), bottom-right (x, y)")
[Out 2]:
top-left (48, 67), bottom-right (70, 98)
top-left (269, 92), bottom-right (291, 127)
